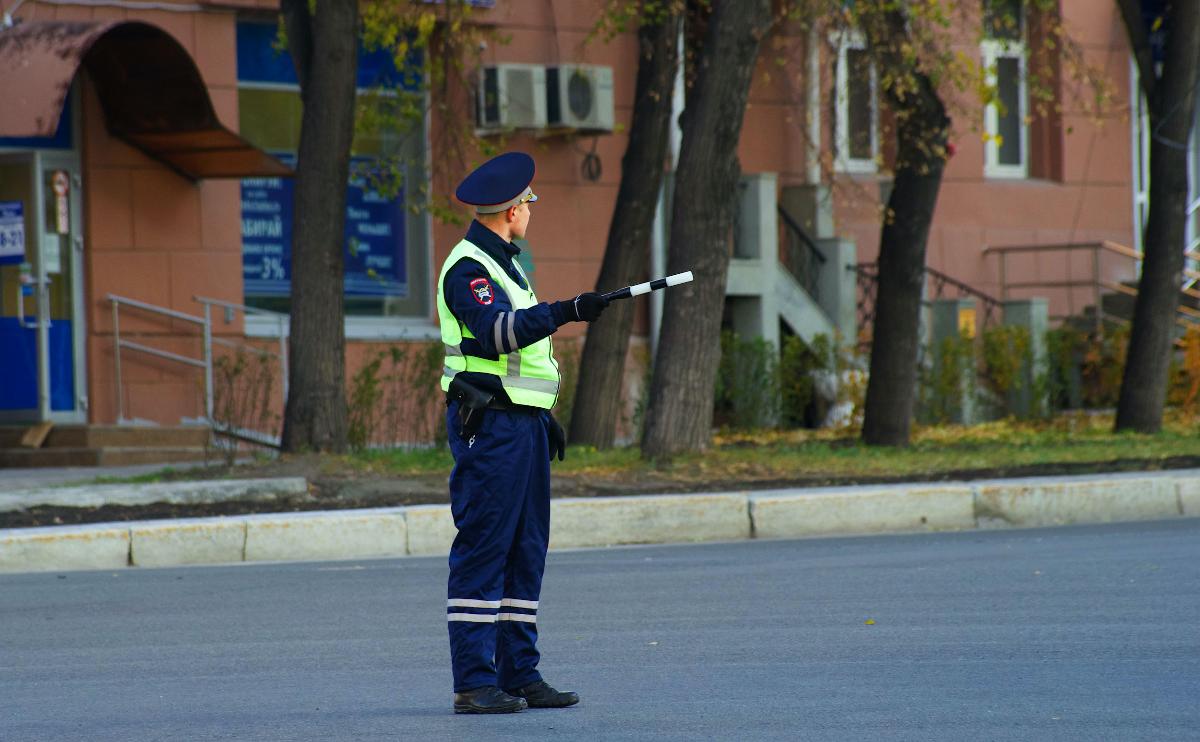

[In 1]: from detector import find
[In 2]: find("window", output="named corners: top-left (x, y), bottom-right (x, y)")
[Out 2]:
top-left (982, 0), bottom-right (1028, 178)
top-left (1131, 61), bottom-right (1200, 287)
top-left (235, 20), bottom-right (434, 338)
top-left (834, 32), bottom-right (878, 173)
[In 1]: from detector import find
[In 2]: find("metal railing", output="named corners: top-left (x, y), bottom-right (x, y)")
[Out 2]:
top-left (109, 294), bottom-right (212, 423)
top-left (1184, 196), bottom-right (1200, 290)
top-left (777, 204), bottom-right (826, 300)
top-left (852, 262), bottom-right (1004, 349)
top-left (194, 296), bottom-right (289, 406)
top-left (108, 295), bottom-right (291, 432)
top-left (984, 241), bottom-right (1135, 334)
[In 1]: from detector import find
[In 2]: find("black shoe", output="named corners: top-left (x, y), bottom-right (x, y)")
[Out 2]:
top-left (453, 686), bottom-right (528, 714)
top-left (506, 680), bottom-right (580, 708)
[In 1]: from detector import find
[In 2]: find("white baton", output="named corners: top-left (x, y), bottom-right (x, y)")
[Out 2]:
top-left (600, 271), bottom-right (694, 302)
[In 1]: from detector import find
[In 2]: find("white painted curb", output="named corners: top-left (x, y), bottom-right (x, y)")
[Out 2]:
top-left (1, 472), bottom-right (1198, 573)
top-left (0, 523), bottom-right (130, 572)
top-left (130, 518), bottom-right (246, 568)
top-left (750, 486), bottom-right (975, 539)
top-left (244, 508), bottom-right (407, 563)
top-left (975, 477), bottom-right (1181, 527)
top-left (550, 493), bottom-right (750, 549)
top-left (1178, 478), bottom-right (1200, 518)
top-left (406, 505), bottom-right (458, 557)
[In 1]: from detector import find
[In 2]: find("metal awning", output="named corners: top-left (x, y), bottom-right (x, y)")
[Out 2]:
top-left (0, 20), bottom-right (292, 180)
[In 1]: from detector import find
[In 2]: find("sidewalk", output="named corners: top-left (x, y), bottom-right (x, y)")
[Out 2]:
top-left (2, 468), bottom-right (1198, 573)
top-left (0, 460), bottom-right (232, 490)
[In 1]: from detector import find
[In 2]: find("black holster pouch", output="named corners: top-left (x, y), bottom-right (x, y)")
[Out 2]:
top-left (447, 376), bottom-right (494, 437)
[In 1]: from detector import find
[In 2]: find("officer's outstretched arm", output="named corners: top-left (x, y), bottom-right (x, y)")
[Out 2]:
top-left (447, 261), bottom-right (609, 356)
top-left (493, 295), bottom-right (605, 354)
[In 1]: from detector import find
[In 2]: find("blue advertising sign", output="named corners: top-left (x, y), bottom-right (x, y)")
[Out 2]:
top-left (0, 201), bottom-right (25, 265)
top-left (241, 175), bottom-right (291, 296)
top-left (241, 157), bottom-right (407, 299)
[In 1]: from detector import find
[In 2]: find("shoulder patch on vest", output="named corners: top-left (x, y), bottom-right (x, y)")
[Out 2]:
top-left (469, 277), bottom-right (495, 305)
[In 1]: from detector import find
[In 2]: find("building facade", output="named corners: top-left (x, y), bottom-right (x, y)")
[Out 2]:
top-left (0, 1), bottom-right (1189, 442)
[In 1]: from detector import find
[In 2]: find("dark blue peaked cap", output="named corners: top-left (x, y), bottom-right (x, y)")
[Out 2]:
top-left (456, 152), bottom-right (538, 214)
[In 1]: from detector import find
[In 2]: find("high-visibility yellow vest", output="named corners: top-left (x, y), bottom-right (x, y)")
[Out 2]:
top-left (437, 239), bottom-right (560, 409)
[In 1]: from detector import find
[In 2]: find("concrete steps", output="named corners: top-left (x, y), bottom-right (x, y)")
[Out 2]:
top-left (0, 425), bottom-right (211, 469)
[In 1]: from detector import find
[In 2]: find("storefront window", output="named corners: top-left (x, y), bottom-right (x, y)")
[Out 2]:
top-left (235, 20), bottom-right (431, 332)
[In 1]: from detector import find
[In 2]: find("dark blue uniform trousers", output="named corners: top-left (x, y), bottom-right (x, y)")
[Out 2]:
top-left (445, 402), bottom-right (551, 692)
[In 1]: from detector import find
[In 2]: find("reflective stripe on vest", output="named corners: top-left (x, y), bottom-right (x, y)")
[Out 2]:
top-left (436, 239), bottom-right (560, 408)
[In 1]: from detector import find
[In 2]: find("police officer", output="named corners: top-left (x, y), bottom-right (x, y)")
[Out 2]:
top-left (438, 152), bottom-right (608, 714)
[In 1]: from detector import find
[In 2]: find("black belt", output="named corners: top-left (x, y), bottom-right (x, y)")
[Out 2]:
top-left (485, 399), bottom-right (542, 415)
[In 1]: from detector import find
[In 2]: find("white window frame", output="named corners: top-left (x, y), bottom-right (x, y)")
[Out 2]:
top-left (1130, 59), bottom-right (1151, 262)
top-left (982, 33), bottom-right (1029, 179)
top-left (833, 31), bottom-right (879, 174)
top-left (1187, 94), bottom-right (1200, 289)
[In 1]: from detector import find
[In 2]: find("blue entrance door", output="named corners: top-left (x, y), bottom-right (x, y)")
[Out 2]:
top-left (0, 153), bottom-right (83, 422)
top-left (0, 155), bottom-right (40, 419)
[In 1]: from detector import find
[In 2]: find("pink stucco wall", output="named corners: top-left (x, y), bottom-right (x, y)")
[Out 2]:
top-left (17, 1), bottom-right (1141, 427)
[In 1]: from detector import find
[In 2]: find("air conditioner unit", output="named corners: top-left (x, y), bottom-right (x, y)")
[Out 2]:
top-left (476, 63), bottom-right (547, 131)
top-left (546, 64), bottom-right (614, 132)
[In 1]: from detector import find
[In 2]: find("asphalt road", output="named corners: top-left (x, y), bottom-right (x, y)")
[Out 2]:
top-left (1, 520), bottom-right (1198, 741)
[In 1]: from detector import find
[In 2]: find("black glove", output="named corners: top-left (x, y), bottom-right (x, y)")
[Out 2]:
top-left (570, 292), bottom-right (609, 323)
top-left (547, 414), bottom-right (566, 462)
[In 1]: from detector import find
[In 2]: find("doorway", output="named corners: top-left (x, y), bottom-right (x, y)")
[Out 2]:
top-left (0, 151), bottom-right (87, 423)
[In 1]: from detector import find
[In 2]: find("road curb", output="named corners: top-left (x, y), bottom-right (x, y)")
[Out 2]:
top-left (550, 493), bottom-right (750, 549)
top-left (0, 522), bottom-right (130, 572)
top-left (974, 477), bottom-right (1181, 528)
top-left (244, 508), bottom-right (409, 563)
top-left (2, 471), bottom-right (1199, 573)
top-left (750, 485), bottom-right (975, 539)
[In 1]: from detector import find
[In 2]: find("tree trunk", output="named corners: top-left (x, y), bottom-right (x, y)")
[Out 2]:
top-left (860, 9), bottom-right (951, 447)
top-left (1115, 0), bottom-right (1200, 433)
top-left (569, 8), bottom-right (682, 449)
top-left (279, 0), bottom-right (359, 453)
top-left (641, 0), bottom-right (774, 459)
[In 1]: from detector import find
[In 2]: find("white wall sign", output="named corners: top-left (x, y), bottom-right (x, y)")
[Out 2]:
top-left (0, 200), bottom-right (25, 262)
top-left (43, 234), bottom-right (62, 274)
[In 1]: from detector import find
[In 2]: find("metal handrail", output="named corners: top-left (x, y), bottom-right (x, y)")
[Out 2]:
top-left (108, 294), bottom-right (293, 435)
top-left (194, 295), bottom-right (290, 403)
top-left (924, 265), bottom-right (1004, 314)
top-left (776, 204), bottom-right (826, 300)
top-left (983, 241), bottom-right (1136, 334)
top-left (984, 240), bottom-right (1141, 260)
top-left (108, 294), bottom-right (212, 424)
top-left (852, 262), bottom-right (1004, 349)
top-left (193, 295), bottom-right (287, 320)
top-left (776, 205), bottom-right (827, 265)
top-left (109, 294), bottom-right (206, 326)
